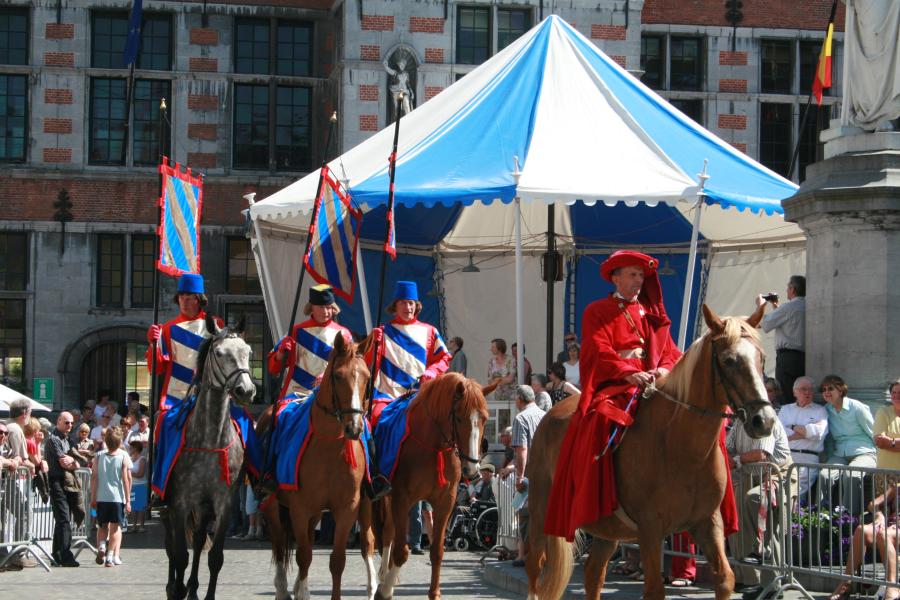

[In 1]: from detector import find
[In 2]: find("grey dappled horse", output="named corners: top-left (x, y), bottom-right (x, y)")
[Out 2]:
top-left (164, 315), bottom-right (255, 600)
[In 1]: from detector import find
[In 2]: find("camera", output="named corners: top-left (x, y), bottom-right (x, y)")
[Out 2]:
top-left (763, 293), bottom-right (779, 303)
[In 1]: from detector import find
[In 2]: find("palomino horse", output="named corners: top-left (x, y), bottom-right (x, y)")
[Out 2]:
top-left (260, 333), bottom-right (377, 600)
top-left (526, 305), bottom-right (777, 600)
top-left (374, 372), bottom-right (489, 600)
top-left (164, 315), bottom-right (256, 600)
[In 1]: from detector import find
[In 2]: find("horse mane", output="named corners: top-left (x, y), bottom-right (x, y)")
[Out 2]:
top-left (191, 326), bottom-right (240, 388)
top-left (413, 372), bottom-right (489, 419)
top-left (660, 315), bottom-right (759, 402)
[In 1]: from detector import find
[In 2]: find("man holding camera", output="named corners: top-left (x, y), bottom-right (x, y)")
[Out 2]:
top-left (754, 275), bottom-right (806, 401)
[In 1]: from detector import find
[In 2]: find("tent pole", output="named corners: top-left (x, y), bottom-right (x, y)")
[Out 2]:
top-left (545, 205), bottom-right (555, 375)
top-left (513, 157), bottom-right (524, 385)
top-left (677, 159), bottom-right (710, 351)
top-left (356, 247), bottom-right (373, 332)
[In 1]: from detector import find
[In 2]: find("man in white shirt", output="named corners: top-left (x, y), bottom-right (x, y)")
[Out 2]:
top-left (778, 376), bottom-right (828, 500)
top-left (754, 275), bottom-right (806, 400)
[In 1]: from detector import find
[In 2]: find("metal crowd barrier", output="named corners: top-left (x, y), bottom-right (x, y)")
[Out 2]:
top-left (606, 461), bottom-right (900, 599)
top-left (486, 475), bottom-right (518, 557)
top-left (0, 466), bottom-right (96, 572)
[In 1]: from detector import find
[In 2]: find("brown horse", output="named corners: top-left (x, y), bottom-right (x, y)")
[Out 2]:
top-left (526, 305), bottom-right (776, 600)
top-left (373, 372), bottom-right (489, 600)
top-left (259, 333), bottom-right (377, 600)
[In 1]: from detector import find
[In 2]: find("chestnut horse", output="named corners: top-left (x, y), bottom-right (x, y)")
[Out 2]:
top-left (373, 372), bottom-right (489, 600)
top-left (526, 305), bottom-right (777, 600)
top-left (259, 333), bottom-right (378, 600)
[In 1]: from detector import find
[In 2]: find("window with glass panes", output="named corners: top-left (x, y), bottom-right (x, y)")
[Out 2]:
top-left (669, 98), bottom-right (704, 126)
top-left (227, 237), bottom-right (261, 295)
top-left (235, 18), bottom-right (270, 74)
top-left (0, 75), bottom-right (26, 162)
top-left (132, 79), bottom-right (171, 165)
top-left (125, 342), bottom-right (150, 404)
top-left (233, 84), bottom-right (270, 169)
top-left (276, 21), bottom-right (312, 76)
top-left (0, 233), bottom-right (27, 291)
top-left (798, 106), bottom-right (829, 182)
top-left (670, 37), bottom-right (703, 91)
top-left (761, 40), bottom-right (792, 94)
top-left (92, 12), bottom-right (128, 68)
top-left (138, 13), bottom-right (172, 70)
top-left (131, 235), bottom-right (155, 307)
top-left (274, 86), bottom-right (311, 171)
top-left (760, 103), bottom-right (793, 178)
top-left (457, 7), bottom-right (490, 65)
top-left (497, 8), bottom-right (530, 52)
top-left (0, 299), bottom-right (25, 389)
top-left (800, 40), bottom-right (823, 97)
top-left (225, 304), bottom-right (266, 390)
top-left (97, 234), bottom-right (125, 307)
top-left (0, 7), bottom-right (28, 65)
top-left (640, 35), bottom-right (665, 90)
top-left (89, 78), bottom-right (127, 165)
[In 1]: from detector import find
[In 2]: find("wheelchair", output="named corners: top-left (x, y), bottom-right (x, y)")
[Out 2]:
top-left (445, 498), bottom-right (498, 552)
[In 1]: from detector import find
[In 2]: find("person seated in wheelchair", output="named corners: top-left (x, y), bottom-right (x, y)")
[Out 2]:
top-left (470, 463), bottom-right (497, 507)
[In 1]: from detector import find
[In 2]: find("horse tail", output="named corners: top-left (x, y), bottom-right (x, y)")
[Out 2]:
top-left (535, 534), bottom-right (573, 600)
top-left (268, 503), bottom-right (294, 572)
top-left (184, 509), bottom-right (213, 552)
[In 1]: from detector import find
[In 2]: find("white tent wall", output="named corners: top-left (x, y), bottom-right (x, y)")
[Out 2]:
top-left (251, 227), bottom-right (309, 342)
top-left (702, 244), bottom-right (807, 376)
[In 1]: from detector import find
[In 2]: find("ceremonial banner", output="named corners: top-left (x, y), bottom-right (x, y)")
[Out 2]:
top-left (385, 151), bottom-right (398, 260)
top-left (303, 166), bottom-right (362, 302)
top-left (157, 157), bottom-right (203, 276)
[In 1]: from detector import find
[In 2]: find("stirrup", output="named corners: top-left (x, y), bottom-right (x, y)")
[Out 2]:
top-left (368, 475), bottom-right (392, 500)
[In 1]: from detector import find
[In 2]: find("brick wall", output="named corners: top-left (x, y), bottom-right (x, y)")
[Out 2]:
top-left (358, 84), bottom-right (379, 101)
top-left (719, 78), bottom-right (748, 93)
top-left (44, 52), bottom-right (74, 67)
top-left (359, 115), bottom-right (378, 132)
top-left (718, 114), bottom-right (747, 130)
top-left (424, 86), bottom-right (443, 101)
top-left (187, 124), bottom-right (217, 141)
top-left (45, 23), bottom-right (74, 40)
top-left (189, 57), bottom-right (218, 72)
top-left (643, 0), bottom-right (845, 30)
top-left (43, 118), bottom-right (73, 134)
top-left (719, 51), bottom-right (748, 66)
top-left (361, 15), bottom-right (394, 31)
top-left (188, 95), bottom-right (218, 110)
top-left (190, 28), bottom-right (219, 45)
top-left (610, 55), bottom-right (626, 68)
top-left (360, 44), bottom-right (381, 61)
top-left (591, 24), bottom-right (626, 40)
top-left (424, 48), bottom-right (444, 64)
top-left (187, 152), bottom-right (217, 169)
top-left (409, 17), bottom-right (444, 34)
top-left (42, 148), bottom-right (72, 163)
top-left (45, 88), bottom-right (73, 105)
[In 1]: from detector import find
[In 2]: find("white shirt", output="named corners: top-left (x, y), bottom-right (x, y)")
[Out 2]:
top-left (778, 401), bottom-right (828, 455)
top-left (563, 361), bottom-right (581, 388)
top-left (761, 297), bottom-right (806, 352)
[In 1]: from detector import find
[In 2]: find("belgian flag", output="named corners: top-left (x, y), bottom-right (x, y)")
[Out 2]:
top-left (812, 0), bottom-right (837, 105)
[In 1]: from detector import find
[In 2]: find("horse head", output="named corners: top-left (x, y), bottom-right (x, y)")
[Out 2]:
top-left (423, 374), bottom-right (490, 480)
top-left (702, 304), bottom-right (776, 439)
top-left (322, 333), bottom-right (369, 440)
top-left (200, 314), bottom-right (256, 405)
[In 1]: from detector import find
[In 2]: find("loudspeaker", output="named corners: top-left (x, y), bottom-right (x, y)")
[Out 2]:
top-left (541, 251), bottom-right (564, 282)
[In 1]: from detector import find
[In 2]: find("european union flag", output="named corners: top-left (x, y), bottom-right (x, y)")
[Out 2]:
top-left (123, 0), bottom-right (143, 68)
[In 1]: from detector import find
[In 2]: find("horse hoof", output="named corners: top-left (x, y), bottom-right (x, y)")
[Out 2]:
top-left (374, 591), bottom-right (392, 600)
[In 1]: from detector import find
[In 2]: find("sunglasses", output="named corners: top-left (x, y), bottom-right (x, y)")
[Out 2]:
top-left (0, 430), bottom-right (7, 435)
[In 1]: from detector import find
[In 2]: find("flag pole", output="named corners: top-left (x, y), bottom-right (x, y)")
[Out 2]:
top-left (787, 91), bottom-right (816, 182)
top-left (148, 97), bottom-right (167, 507)
top-left (120, 63), bottom-right (135, 165)
top-left (365, 93), bottom-right (404, 416)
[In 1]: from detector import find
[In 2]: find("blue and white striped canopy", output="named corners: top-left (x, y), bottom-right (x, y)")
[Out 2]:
top-left (253, 15), bottom-right (797, 225)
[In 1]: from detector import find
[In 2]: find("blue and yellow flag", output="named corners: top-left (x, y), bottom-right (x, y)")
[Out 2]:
top-left (157, 157), bottom-right (203, 276)
top-left (303, 166), bottom-right (362, 302)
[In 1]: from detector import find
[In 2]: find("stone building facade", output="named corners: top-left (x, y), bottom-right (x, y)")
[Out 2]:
top-left (0, 0), bottom-right (842, 407)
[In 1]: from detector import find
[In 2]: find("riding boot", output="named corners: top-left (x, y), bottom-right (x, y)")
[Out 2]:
top-left (364, 435), bottom-right (392, 500)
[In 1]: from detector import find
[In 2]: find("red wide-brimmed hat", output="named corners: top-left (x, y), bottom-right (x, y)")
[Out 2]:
top-left (600, 250), bottom-right (658, 282)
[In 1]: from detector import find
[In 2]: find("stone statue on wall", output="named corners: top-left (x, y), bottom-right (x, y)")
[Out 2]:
top-left (840, 0), bottom-right (900, 131)
top-left (384, 46), bottom-right (416, 122)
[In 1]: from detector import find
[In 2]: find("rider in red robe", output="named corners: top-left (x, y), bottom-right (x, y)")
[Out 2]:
top-left (545, 250), bottom-right (738, 541)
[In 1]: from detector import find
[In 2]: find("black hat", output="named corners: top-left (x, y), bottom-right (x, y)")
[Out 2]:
top-left (309, 284), bottom-right (336, 306)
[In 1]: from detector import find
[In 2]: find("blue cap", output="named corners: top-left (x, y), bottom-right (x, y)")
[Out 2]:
top-left (392, 281), bottom-right (418, 303)
top-left (177, 273), bottom-right (205, 295)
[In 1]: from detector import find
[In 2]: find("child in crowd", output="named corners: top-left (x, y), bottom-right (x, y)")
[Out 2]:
top-left (91, 428), bottom-right (132, 567)
top-left (128, 441), bottom-right (147, 532)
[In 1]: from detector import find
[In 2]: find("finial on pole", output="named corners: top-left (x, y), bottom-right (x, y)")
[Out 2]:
top-left (160, 98), bottom-right (167, 111)
top-left (330, 111), bottom-right (337, 123)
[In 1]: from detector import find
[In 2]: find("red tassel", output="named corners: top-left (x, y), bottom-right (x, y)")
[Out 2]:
top-left (344, 440), bottom-right (358, 469)
top-left (436, 449), bottom-right (448, 487)
top-left (220, 451), bottom-right (231, 486)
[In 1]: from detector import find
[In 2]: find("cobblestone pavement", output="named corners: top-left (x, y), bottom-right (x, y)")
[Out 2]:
top-left (2, 519), bottom-right (515, 599)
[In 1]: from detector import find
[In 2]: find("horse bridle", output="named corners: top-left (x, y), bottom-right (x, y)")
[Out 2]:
top-left (644, 333), bottom-right (771, 422)
top-left (432, 389), bottom-right (481, 465)
top-left (316, 352), bottom-right (368, 423)
top-left (203, 332), bottom-right (252, 395)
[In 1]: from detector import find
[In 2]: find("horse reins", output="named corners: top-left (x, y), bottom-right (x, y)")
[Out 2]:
top-left (429, 388), bottom-right (480, 465)
top-left (643, 333), bottom-right (771, 422)
top-left (315, 352), bottom-right (368, 424)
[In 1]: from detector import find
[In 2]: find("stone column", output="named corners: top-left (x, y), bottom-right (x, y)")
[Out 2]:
top-left (782, 127), bottom-right (900, 403)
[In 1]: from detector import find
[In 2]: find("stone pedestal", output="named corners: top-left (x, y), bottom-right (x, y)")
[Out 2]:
top-left (783, 129), bottom-right (900, 403)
